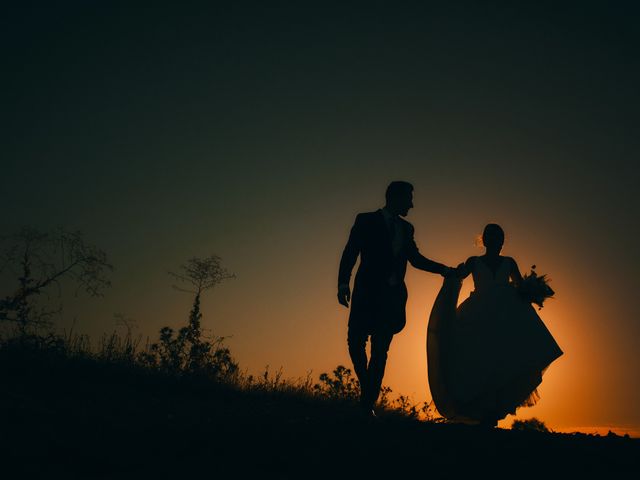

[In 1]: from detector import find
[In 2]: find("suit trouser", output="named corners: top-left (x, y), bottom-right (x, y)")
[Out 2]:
top-left (347, 324), bottom-right (394, 409)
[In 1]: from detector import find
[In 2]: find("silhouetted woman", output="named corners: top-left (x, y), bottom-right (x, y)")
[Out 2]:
top-left (427, 224), bottom-right (563, 427)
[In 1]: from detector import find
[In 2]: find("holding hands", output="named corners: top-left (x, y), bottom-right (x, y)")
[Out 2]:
top-left (442, 266), bottom-right (458, 278)
top-left (442, 263), bottom-right (469, 280)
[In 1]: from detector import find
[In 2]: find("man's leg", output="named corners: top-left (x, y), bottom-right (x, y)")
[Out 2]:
top-left (365, 331), bottom-right (394, 409)
top-left (347, 323), bottom-right (369, 408)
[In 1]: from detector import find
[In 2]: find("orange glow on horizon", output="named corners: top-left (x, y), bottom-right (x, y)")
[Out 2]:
top-left (374, 220), bottom-right (639, 437)
top-left (51, 195), bottom-right (639, 441)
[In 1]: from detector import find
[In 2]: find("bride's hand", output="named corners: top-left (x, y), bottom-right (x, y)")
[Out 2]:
top-left (454, 262), bottom-right (468, 279)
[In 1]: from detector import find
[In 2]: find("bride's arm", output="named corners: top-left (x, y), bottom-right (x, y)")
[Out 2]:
top-left (455, 257), bottom-right (474, 279)
top-left (509, 257), bottom-right (523, 286)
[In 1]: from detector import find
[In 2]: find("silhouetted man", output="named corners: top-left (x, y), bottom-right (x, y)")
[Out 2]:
top-left (337, 181), bottom-right (453, 416)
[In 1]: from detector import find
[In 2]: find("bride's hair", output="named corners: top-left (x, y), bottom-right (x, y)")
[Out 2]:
top-left (481, 223), bottom-right (505, 249)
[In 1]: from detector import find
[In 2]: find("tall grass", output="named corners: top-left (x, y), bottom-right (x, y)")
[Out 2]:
top-left (0, 326), bottom-right (440, 421)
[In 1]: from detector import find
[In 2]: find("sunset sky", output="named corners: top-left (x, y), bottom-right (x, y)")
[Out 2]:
top-left (3, 3), bottom-right (639, 436)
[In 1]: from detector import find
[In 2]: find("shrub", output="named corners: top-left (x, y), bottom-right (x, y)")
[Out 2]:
top-left (511, 417), bottom-right (550, 433)
top-left (313, 365), bottom-right (361, 401)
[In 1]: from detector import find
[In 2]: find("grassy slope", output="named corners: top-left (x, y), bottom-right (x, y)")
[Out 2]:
top-left (1, 347), bottom-right (638, 479)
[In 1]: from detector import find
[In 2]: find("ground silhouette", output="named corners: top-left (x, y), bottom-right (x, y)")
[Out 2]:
top-left (1, 340), bottom-right (638, 479)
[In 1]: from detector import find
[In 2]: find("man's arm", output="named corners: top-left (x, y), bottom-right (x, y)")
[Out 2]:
top-left (406, 224), bottom-right (451, 276)
top-left (337, 214), bottom-right (363, 307)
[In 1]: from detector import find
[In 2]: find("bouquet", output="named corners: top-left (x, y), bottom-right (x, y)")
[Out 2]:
top-left (517, 265), bottom-right (555, 309)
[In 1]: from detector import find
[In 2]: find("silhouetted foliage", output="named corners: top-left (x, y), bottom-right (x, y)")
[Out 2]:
top-left (512, 417), bottom-right (550, 433)
top-left (0, 227), bottom-right (112, 334)
top-left (313, 365), bottom-right (361, 401)
top-left (312, 364), bottom-right (440, 420)
top-left (383, 393), bottom-right (439, 421)
top-left (138, 255), bottom-right (238, 381)
top-left (168, 255), bottom-right (235, 295)
top-left (137, 322), bottom-right (239, 381)
top-left (92, 313), bottom-right (142, 363)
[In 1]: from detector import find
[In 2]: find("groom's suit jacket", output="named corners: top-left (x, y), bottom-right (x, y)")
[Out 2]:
top-left (339, 209), bottom-right (446, 335)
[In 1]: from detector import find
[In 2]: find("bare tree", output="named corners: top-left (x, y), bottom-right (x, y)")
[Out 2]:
top-left (168, 255), bottom-right (235, 296)
top-left (155, 255), bottom-right (236, 374)
top-left (0, 227), bottom-right (113, 334)
top-left (168, 255), bottom-right (235, 346)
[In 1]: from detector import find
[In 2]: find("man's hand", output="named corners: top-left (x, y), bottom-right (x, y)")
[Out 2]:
top-left (337, 284), bottom-right (351, 308)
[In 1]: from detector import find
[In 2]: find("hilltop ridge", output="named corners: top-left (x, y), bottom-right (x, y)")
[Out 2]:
top-left (1, 343), bottom-right (638, 479)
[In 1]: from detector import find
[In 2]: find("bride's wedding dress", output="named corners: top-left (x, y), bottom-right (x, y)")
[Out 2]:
top-left (427, 257), bottom-right (563, 423)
